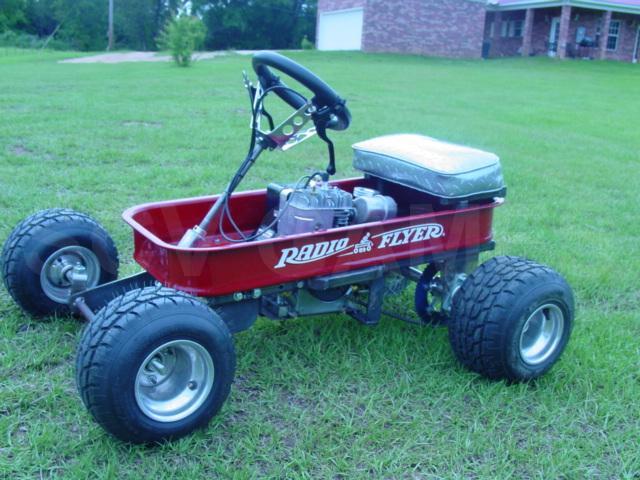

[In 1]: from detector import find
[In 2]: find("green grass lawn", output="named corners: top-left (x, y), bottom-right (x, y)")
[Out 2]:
top-left (1, 49), bottom-right (639, 479)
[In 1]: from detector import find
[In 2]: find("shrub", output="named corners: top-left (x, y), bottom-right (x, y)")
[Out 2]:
top-left (0, 31), bottom-right (40, 48)
top-left (301, 35), bottom-right (314, 50)
top-left (158, 16), bottom-right (206, 67)
top-left (0, 30), bottom-right (71, 50)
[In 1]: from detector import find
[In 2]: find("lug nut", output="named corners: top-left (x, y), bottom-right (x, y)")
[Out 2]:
top-left (187, 381), bottom-right (197, 390)
top-left (147, 375), bottom-right (158, 385)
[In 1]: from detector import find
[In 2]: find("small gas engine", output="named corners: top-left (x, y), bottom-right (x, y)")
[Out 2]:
top-left (259, 175), bottom-right (397, 239)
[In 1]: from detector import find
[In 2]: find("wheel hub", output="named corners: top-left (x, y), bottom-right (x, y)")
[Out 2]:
top-left (40, 246), bottom-right (101, 303)
top-left (519, 303), bottom-right (565, 366)
top-left (134, 340), bottom-right (215, 423)
top-left (425, 272), bottom-right (466, 316)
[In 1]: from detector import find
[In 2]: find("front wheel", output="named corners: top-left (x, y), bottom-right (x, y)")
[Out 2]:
top-left (448, 256), bottom-right (574, 382)
top-left (1, 208), bottom-right (118, 318)
top-left (76, 286), bottom-right (236, 443)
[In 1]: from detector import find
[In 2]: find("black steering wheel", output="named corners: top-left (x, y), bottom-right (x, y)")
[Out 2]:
top-left (252, 51), bottom-right (351, 131)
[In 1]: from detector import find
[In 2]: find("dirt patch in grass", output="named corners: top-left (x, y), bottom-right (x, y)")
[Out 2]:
top-left (9, 144), bottom-right (32, 156)
top-left (122, 120), bottom-right (162, 128)
top-left (58, 50), bottom-right (261, 64)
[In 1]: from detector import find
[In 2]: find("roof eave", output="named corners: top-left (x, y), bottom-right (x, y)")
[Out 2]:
top-left (488, 0), bottom-right (640, 14)
top-left (487, 0), bottom-right (563, 11)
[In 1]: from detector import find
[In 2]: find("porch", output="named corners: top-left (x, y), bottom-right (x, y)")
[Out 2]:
top-left (484, 1), bottom-right (640, 62)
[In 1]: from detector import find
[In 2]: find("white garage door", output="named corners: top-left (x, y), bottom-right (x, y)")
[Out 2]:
top-left (317, 8), bottom-right (363, 51)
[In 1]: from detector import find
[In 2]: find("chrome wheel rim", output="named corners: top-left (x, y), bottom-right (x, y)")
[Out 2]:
top-left (40, 246), bottom-right (100, 303)
top-left (519, 303), bottom-right (565, 366)
top-left (134, 340), bottom-right (214, 423)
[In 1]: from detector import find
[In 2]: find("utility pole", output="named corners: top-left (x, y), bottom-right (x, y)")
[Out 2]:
top-left (107, 0), bottom-right (114, 51)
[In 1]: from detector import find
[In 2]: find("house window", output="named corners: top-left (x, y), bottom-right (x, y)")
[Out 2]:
top-left (505, 20), bottom-right (524, 38)
top-left (501, 21), bottom-right (508, 38)
top-left (489, 21), bottom-right (495, 38)
top-left (576, 26), bottom-right (586, 44)
top-left (607, 20), bottom-right (620, 50)
top-left (512, 20), bottom-right (523, 37)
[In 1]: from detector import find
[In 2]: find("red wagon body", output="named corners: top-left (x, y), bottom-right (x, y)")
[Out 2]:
top-left (124, 177), bottom-right (502, 297)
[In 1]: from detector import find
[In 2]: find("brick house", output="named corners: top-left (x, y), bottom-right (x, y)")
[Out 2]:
top-left (316, 0), bottom-right (640, 62)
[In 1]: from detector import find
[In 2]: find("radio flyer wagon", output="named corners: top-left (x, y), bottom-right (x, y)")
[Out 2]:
top-left (1, 52), bottom-right (574, 443)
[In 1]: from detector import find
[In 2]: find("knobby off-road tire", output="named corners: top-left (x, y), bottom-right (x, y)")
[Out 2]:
top-left (449, 256), bottom-right (574, 382)
top-left (76, 286), bottom-right (236, 444)
top-left (1, 208), bottom-right (119, 318)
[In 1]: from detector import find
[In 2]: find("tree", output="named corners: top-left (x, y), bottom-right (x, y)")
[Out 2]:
top-left (49, 0), bottom-right (107, 50)
top-left (193, 0), bottom-right (316, 50)
top-left (112, 0), bottom-right (185, 50)
top-left (23, 0), bottom-right (57, 37)
top-left (0, 0), bottom-right (27, 32)
top-left (107, 0), bottom-right (112, 50)
top-left (6, 0), bottom-right (175, 50)
top-left (0, 0), bottom-right (317, 51)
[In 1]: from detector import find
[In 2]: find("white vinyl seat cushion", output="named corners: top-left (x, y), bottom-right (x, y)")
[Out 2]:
top-left (352, 134), bottom-right (505, 200)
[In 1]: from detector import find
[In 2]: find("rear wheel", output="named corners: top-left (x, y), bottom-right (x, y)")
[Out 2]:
top-left (448, 256), bottom-right (574, 382)
top-left (76, 286), bottom-right (236, 443)
top-left (1, 208), bottom-right (118, 318)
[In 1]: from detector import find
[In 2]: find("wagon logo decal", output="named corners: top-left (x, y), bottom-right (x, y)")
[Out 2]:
top-left (274, 238), bottom-right (351, 268)
top-left (352, 233), bottom-right (373, 254)
top-left (373, 223), bottom-right (445, 249)
top-left (274, 223), bottom-right (444, 269)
